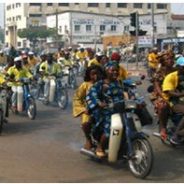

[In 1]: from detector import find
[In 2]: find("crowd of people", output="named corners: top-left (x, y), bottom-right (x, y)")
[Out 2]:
top-left (1, 44), bottom-right (184, 155)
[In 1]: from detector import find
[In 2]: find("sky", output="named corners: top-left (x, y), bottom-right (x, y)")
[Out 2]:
top-left (0, 3), bottom-right (183, 28)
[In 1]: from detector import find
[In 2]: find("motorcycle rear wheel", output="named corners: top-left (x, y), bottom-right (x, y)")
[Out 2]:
top-left (128, 138), bottom-right (153, 179)
top-left (27, 98), bottom-right (37, 120)
top-left (57, 89), bottom-right (68, 110)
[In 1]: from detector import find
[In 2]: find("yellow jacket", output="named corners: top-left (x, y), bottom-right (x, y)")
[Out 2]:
top-left (148, 53), bottom-right (159, 69)
top-left (73, 81), bottom-right (93, 124)
top-left (39, 61), bottom-right (61, 76)
top-left (7, 66), bottom-right (33, 86)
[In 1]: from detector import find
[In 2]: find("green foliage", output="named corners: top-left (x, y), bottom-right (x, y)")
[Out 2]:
top-left (17, 27), bottom-right (57, 41)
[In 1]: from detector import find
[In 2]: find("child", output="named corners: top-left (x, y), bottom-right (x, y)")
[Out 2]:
top-left (73, 65), bottom-right (102, 150)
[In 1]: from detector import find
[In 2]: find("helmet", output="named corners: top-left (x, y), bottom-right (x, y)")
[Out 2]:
top-left (111, 52), bottom-right (121, 61)
top-left (14, 56), bottom-right (22, 62)
top-left (176, 56), bottom-right (184, 66)
top-left (28, 51), bottom-right (34, 55)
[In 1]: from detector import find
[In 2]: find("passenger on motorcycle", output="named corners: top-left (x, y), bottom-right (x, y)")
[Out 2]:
top-left (39, 53), bottom-right (61, 103)
top-left (86, 61), bottom-right (126, 157)
top-left (151, 51), bottom-right (176, 140)
top-left (161, 56), bottom-right (184, 144)
top-left (111, 52), bottom-right (128, 81)
top-left (7, 56), bottom-right (33, 111)
top-left (73, 65), bottom-right (102, 150)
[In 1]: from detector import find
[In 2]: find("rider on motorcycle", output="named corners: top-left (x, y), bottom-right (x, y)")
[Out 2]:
top-left (7, 56), bottom-right (33, 111)
top-left (39, 53), bottom-right (61, 103)
top-left (86, 61), bottom-right (126, 157)
top-left (161, 56), bottom-right (184, 144)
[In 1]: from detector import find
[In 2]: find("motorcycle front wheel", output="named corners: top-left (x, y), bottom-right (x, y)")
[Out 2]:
top-left (27, 98), bottom-right (37, 120)
top-left (57, 89), bottom-right (68, 110)
top-left (128, 138), bottom-right (153, 179)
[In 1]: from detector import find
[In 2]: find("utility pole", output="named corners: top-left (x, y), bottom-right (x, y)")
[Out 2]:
top-left (151, 3), bottom-right (155, 47)
top-left (56, 9), bottom-right (59, 49)
top-left (135, 11), bottom-right (139, 69)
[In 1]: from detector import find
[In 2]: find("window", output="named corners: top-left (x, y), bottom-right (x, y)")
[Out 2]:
top-left (16, 15), bottom-right (21, 21)
top-left (88, 3), bottom-right (99, 7)
top-left (111, 25), bottom-right (116, 31)
top-left (100, 25), bottom-right (105, 31)
top-left (117, 3), bottom-right (127, 8)
top-left (6, 5), bottom-right (11, 10)
top-left (47, 3), bottom-right (53, 6)
top-left (133, 3), bottom-right (143, 8)
top-left (74, 25), bottom-right (80, 32)
top-left (12, 4), bottom-right (15, 9)
top-left (157, 3), bottom-right (167, 9)
top-left (75, 3), bottom-right (79, 5)
top-left (59, 26), bottom-right (62, 32)
top-left (106, 3), bottom-right (110, 8)
top-left (29, 3), bottom-right (41, 6)
top-left (6, 31), bottom-right (8, 35)
top-left (18, 42), bottom-right (21, 47)
top-left (13, 17), bottom-right (15, 21)
top-left (147, 3), bottom-right (151, 9)
top-left (86, 25), bottom-right (92, 32)
top-left (29, 14), bottom-right (42, 17)
top-left (16, 3), bottom-right (21, 7)
top-left (58, 3), bottom-right (69, 6)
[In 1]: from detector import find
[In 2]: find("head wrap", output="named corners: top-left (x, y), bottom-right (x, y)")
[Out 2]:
top-left (104, 61), bottom-right (118, 70)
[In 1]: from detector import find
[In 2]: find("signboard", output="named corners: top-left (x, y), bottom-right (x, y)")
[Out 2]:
top-left (138, 36), bottom-right (152, 47)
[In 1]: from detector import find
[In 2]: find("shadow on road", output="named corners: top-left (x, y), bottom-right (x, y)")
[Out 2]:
top-left (148, 146), bottom-right (184, 182)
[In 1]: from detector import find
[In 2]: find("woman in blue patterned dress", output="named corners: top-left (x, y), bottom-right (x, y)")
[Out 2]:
top-left (86, 61), bottom-right (125, 157)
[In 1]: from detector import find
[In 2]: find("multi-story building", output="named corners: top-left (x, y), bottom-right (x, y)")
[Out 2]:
top-left (47, 11), bottom-right (168, 50)
top-left (5, 3), bottom-right (171, 48)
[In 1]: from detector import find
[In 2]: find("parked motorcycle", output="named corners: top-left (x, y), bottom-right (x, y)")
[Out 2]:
top-left (80, 99), bottom-right (154, 179)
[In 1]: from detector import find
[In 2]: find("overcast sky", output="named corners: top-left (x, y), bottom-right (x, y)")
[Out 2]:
top-left (0, 3), bottom-right (183, 28)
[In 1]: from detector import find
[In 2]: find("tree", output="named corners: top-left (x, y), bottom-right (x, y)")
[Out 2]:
top-left (17, 26), bottom-right (57, 49)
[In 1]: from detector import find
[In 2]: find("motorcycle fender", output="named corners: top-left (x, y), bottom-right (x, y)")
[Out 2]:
top-left (108, 113), bottom-right (123, 163)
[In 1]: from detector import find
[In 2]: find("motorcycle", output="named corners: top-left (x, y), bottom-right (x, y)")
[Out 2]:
top-left (42, 75), bottom-right (68, 110)
top-left (80, 99), bottom-right (154, 179)
top-left (0, 84), bottom-right (9, 133)
top-left (62, 65), bottom-right (77, 89)
top-left (10, 78), bottom-right (37, 120)
top-left (147, 85), bottom-right (183, 146)
top-left (123, 76), bottom-right (153, 127)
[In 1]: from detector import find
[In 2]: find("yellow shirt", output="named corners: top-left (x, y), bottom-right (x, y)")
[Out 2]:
top-left (28, 57), bottom-right (38, 67)
top-left (118, 64), bottom-right (128, 80)
top-left (39, 61), bottom-right (61, 76)
top-left (7, 66), bottom-right (33, 86)
top-left (73, 81), bottom-right (93, 124)
top-left (148, 53), bottom-right (159, 69)
top-left (0, 74), bottom-right (5, 84)
top-left (162, 71), bottom-right (178, 101)
top-left (88, 58), bottom-right (101, 67)
top-left (76, 51), bottom-right (88, 60)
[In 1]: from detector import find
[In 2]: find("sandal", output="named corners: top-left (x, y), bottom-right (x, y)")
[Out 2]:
top-left (95, 148), bottom-right (106, 158)
top-left (160, 128), bottom-right (167, 141)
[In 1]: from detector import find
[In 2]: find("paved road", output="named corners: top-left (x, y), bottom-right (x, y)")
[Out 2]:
top-left (0, 74), bottom-right (184, 182)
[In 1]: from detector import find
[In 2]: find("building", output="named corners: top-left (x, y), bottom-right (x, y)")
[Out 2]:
top-left (47, 11), bottom-right (168, 50)
top-left (5, 3), bottom-right (171, 48)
